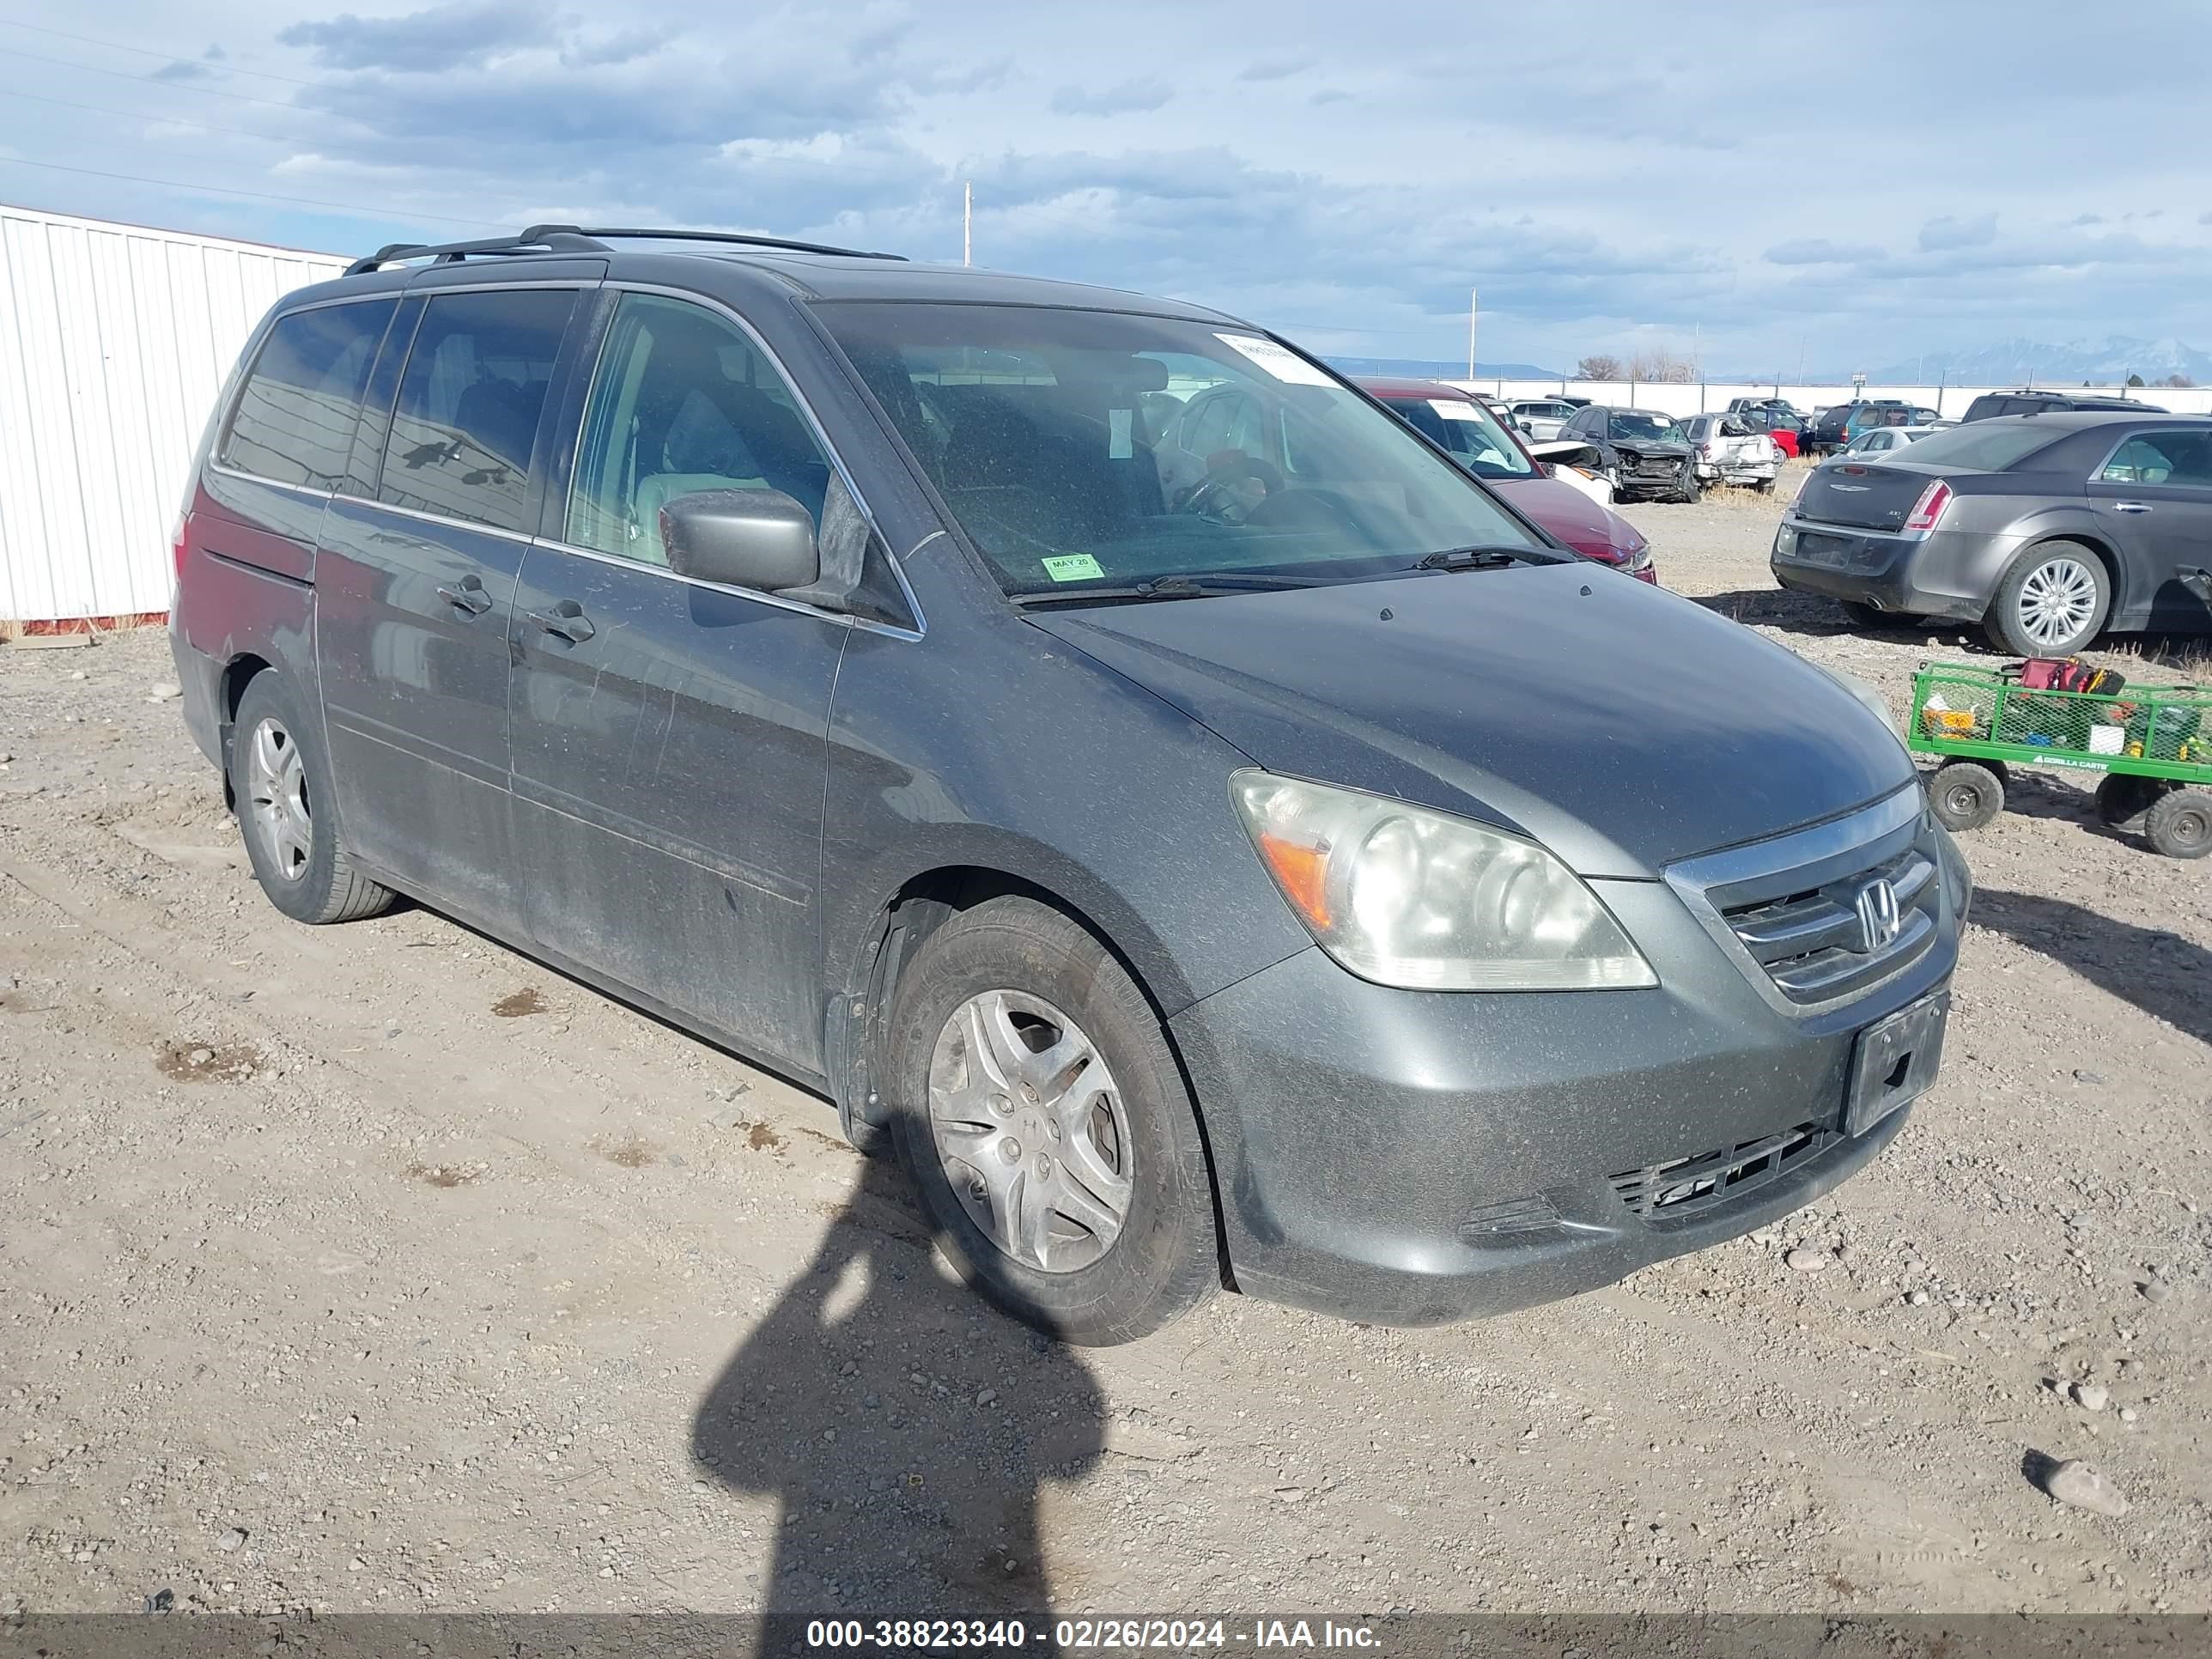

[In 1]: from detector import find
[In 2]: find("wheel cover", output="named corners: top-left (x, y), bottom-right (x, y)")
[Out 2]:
top-left (245, 716), bottom-right (313, 882)
top-left (2016, 557), bottom-right (2099, 647)
top-left (927, 989), bottom-right (1133, 1274)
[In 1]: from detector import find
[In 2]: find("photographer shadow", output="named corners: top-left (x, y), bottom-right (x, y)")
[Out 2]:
top-left (690, 1154), bottom-right (1105, 1638)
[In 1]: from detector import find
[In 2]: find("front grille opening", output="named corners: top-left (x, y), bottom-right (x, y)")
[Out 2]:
top-left (1610, 1122), bottom-right (1831, 1222)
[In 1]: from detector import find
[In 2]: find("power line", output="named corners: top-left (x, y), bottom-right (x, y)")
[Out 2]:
top-left (0, 88), bottom-right (307, 148)
top-left (0, 17), bottom-right (326, 88)
top-left (0, 45), bottom-right (313, 113)
top-left (0, 156), bottom-right (500, 228)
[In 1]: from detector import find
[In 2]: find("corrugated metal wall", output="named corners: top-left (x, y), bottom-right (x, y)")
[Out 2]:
top-left (0, 204), bottom-right (344, 625)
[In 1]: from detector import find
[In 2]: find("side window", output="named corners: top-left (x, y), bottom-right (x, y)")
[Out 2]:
top-left (220, 300), bottom-right (397, 489)
top-left (566, 293), bottom-right (835, 566)
top-left (2103, 432), bottom-right (2212, 487)
top-left (380, 289), bottom-right (575, 533)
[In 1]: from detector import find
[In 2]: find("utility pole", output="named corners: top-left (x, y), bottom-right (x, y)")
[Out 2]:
top-left (963, 181), bottom-right (973, 267)
top-left (1467, 287), bottom-right (1478, 381)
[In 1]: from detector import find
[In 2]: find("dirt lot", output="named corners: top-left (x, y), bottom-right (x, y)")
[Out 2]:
top-left (3, 471), bottom-right (2208, 1622)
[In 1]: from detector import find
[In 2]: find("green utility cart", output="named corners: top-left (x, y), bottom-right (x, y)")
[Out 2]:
top-left (1909, 659), bottom-right (2212, 859)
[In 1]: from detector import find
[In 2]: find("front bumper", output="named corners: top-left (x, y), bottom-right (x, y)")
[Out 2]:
top-left (1169, 815), bottom-right (1961, 1327)
top-left (1770, 517), bottom-right (2017, 622)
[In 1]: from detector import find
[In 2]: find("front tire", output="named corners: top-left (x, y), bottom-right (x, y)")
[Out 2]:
top-left (1929, 759), bottom-right (2005, 832)
top-left (884, 897), bottom-right (1219, 1345)
top-left (1984, 543), bottom-right (2110, 657)
top-left (229, 673), bottom-right (394, 924)
top-left (2144, 788), bottom-right (2212, 859)
top-left (1670, 459), bottom-right (1702, 504)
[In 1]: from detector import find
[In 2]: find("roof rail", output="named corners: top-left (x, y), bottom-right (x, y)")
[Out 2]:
top-left (565, 226), bottom-right (905, 261)
top-left (343, 222), bottom-right (903, 277)
top-left (343, 225), bottom-right (609, 276)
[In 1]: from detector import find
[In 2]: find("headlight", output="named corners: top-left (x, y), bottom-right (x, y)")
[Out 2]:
top-left (1230, 772), bottom-right (1656, 991)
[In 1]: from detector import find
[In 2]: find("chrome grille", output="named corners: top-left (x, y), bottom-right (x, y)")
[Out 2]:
top-left (1665, 787), bottom-right (1943, 1014)
top-left (1720, 843), bottom-right (1939, 1004)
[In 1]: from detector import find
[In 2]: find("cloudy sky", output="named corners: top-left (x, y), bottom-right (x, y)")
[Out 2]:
top-left (3, 0), bottom-right (2209, 376)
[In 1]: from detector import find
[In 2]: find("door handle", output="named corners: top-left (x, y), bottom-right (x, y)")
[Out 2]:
top-left (526, 599), bottom-right (596, 643)
top-left (436, 575), bottom-right (495, 616)
top-left (2112, 501), bottom-right (2154, 514)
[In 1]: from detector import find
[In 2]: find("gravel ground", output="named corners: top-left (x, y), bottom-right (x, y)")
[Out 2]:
top-left (3, 477), bottom-right (2208, 1621)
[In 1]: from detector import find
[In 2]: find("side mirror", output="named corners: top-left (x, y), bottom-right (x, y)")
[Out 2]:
top-left (659, 489), bottom-right (819, 591)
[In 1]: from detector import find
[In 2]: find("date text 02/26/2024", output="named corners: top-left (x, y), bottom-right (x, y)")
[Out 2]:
top-left (803, 1618), bottom-right (1381, 1650)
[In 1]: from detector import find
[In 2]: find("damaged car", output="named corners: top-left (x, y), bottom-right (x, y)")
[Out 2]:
top-left (1559, 404), bottom-right (1702, 501)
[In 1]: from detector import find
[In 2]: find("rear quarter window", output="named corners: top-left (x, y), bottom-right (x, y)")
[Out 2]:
top-left (1887, 422), bottom-right (2064, 471)
top-left (219, 300), bottom-right (398, 489)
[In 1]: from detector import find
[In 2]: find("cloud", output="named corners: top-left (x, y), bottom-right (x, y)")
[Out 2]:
top-left (1238, 53), bottom-right (1314, 82)
top-left (1765, 239), bottom-right (1885, 265)
top-left (558, 27), bottom-right (672, 70)
top-left (152, 60), bottom-right (214, 82)
top-left (1048, 78), bottom-right (1173, 117)
top-left (1918, 212), bottom-right (1998, 252)
top-left (280, 0), bottom-right (554, 72)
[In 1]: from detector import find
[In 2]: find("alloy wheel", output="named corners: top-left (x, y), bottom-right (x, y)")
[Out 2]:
top-left (927, 988), bottom-right (1133, 1273)
top-left (245, 716), bottom-right (313, 882)
top-left (2015, 557), bottom-right (2100, 649)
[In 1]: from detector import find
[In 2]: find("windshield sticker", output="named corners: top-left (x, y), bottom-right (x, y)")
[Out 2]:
top-left (1429, 398), bottom-right (1480, 422)
top-left (1214, 333), bottom-right (1336, 386)
top-left (1042, 553), bottom-right (1105, 583)
top-left (1109, 408), bottom-right (1133, 459)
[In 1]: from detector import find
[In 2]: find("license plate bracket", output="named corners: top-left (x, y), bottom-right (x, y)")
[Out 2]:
top-left (1845, 991), bottom-right (1948, 1137)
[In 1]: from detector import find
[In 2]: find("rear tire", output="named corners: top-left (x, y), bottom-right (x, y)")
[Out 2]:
top-left (1928, 759), bottom-right (2005, 832)
top-left (2144, 788), bottom-right (2212, 859)
top-left (2094, 772), bottom-right (2165, 833)
top-left (884, 896), bottom-right (1218, 1345)
top-left (1984, 542), bottom-right (2110, 658)
top-left (229, 672), bottom-right (393, 924)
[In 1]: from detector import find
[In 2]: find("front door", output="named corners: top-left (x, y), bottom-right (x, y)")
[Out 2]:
top-left (314, 282), bottom-right (585, 933)
top-left (508, 290), bottom-right (848, 1070)
top-left (2087, 428), bottom-right (2212, 632)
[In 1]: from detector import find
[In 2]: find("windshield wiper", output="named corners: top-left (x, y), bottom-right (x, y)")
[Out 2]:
top-left (1009, 570), bottom-right (1338, 606)
top-left (1413, 544), bottom-right (1549, 572)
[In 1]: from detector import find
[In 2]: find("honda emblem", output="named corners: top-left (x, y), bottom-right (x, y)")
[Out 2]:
top-left (1853, 878), bottom-right (1902, 953)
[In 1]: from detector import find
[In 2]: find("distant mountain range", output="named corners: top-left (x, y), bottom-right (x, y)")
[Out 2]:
top-left (1323, 355), bottom-right (1565, 381)
top-left (1865, 336), bottom-right (2211, 387)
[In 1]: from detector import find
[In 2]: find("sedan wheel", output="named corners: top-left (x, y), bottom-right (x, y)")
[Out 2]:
top-left (927, 989), bottom-right (1133, 1273)
top-left (1985, 544), bottom-right (2110, 657)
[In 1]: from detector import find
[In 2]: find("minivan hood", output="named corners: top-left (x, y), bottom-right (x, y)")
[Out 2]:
top-left (1030, 565), bottom-right (1914, 878)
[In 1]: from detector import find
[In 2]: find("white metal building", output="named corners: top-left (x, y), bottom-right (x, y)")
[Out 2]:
top-left (0, 204), bottom-right (343, 626)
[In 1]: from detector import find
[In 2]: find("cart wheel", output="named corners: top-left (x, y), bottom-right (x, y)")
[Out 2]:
top-left (1929, 760), bottom-right (2004, 832)
top-left (2094, 773), bottom-right (2165, 833)
top-left (2143, 788), bottom-right (2212, 859)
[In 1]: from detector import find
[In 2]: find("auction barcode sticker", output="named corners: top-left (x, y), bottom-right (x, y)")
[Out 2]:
top-left (1429, 398), bottom-right (1480, 421)
top-left (1214, 332), bottom-right (1336, 386)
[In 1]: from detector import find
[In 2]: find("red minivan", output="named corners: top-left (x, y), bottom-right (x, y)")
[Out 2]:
top-left (1357, 379), bottom-right (1658, 583)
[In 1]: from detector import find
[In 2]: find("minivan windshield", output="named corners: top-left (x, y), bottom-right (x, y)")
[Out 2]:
top-left (818, 303), bottom-right (1550, 597)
